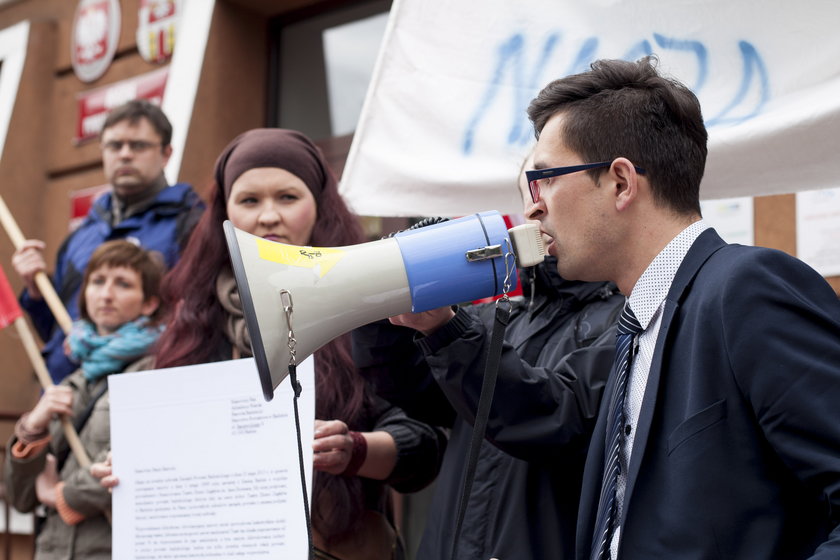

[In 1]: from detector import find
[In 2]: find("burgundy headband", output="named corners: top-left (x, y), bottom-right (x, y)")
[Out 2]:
top-left (214, 128), bottom-right (331, 202)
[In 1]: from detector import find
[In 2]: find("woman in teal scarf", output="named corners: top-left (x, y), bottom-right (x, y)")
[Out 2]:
top-left (4, 240), bottom-right (165, 560)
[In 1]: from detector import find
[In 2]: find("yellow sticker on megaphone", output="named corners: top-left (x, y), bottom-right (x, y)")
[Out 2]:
top-left (255, 239), bottom-right (345, 278)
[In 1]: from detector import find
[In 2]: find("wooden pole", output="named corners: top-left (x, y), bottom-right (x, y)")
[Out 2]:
top-left (13, 315), bottom-right (90, 468)
top-left (0, 195), bottom-right (73, 334)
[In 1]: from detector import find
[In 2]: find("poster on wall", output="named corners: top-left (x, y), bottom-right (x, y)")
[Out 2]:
top-left (699, 197), bottom-right (754, 246)
top-left (137, 0), bottom-right (181, 64)
top-left (796, 188), bottom-right (840, 277)
top-left (69, 184), bottom-right (111, 232)
top-left (75, 66), bottom-right (170, 143)
top-left (71, 0), bottom-right (121, 83)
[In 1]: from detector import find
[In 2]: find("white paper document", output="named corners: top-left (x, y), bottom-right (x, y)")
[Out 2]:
top-left (699, 196), bottom-right (754, 246)
top-left (109, 358), bottom-right (315, 559)
top-left (796, 187), bottom-right (840, 277)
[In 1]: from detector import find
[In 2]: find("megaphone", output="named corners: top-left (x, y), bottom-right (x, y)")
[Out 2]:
top-left (224, 211), bottom-right (545, 401)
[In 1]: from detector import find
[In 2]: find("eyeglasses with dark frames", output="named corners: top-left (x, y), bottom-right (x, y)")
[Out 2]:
top-left (525, 161), bottom-right (646, 204)
top-left (101, 140), bottom-right (162, 154)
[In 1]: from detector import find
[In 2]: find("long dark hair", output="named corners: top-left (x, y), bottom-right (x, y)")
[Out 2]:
top-left (153, 129), bottom-right (372, 542)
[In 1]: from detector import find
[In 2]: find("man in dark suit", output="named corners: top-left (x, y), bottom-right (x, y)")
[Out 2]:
top-left (522, 55), bottom-right (840, 559)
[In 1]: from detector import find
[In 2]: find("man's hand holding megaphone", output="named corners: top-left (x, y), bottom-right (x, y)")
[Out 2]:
top-left (389, 306), bottom-right (456, 337)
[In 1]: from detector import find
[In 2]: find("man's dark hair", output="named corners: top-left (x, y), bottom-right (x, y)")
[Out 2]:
top-left (528, 56), bottom-right (707, 215)
top-left (100, 99), bottom-right (173, 147)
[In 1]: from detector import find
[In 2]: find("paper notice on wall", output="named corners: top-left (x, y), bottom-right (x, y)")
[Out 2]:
top-left (109, 357), bottom-right (315, 559)
top-left (699, 196), bottom-right (754, 246)
top-left (796, 187), bottom-right (840, 277)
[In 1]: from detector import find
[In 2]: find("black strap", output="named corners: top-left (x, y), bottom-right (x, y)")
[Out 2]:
top-left (289, 364), bottom-right (315, 559)
top-left (313, 547), bottom-right (344, 560)
top-left (449, 304), bottom-right (510, 559)
top-left (56, 382), bottom-right (108, 472)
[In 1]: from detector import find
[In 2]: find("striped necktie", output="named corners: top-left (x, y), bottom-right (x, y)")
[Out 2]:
top-left (591, 303), bottom-right (643, 560)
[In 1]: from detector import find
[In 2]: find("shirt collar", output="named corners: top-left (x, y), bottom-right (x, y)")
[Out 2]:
top-left (628, 219), bottom-right (709, 330)
top-left (112, 174), bottom-right (168, 225)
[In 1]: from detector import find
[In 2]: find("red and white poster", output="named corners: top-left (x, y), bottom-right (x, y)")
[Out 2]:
top-left (75, 66), bottom-right (169, 143)
top-left (137, 0), bottom-right (181, 64)
top-left (69, 183), bottom-right (111, 232)
top-left (71, 0), bottom-right (121, 83)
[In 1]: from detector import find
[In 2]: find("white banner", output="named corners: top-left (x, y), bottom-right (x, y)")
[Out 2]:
top-left (341, 0), bottom-right (840, 217)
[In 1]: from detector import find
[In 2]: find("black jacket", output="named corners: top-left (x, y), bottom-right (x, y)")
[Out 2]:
top-left (353, 258), bottom-right (624, 559)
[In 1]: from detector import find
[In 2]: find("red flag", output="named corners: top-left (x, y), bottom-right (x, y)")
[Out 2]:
top-left (0, 265), bottom-right (22, 329)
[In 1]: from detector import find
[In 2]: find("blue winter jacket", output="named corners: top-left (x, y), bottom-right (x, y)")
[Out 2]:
top-left (19, 182), bottom-right (204, 383)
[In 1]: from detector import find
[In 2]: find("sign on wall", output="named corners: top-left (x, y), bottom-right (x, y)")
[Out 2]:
top-left (341, 0), bottom-right (840, 217)
top-left (71, 0), bottom-right (121, 83)
top-left (75, 66), bottom-right (169, 143)
top-left (69, 183), bottom-right (111, 231)
top-left (137, 0), bottom-right (181, 64)
top-left (699, 197), bottom-right (754, 246)
top-left (796, 188), bottom-right (840, 277)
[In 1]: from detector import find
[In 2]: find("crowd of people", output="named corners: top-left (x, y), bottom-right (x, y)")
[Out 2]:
top-left (5, 55), bottom-right (840, 560)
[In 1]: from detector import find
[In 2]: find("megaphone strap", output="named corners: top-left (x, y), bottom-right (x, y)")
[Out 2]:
top-left (289, 362), bottom-right (314, 558)
top-left (449, 304), bottom-right (510, 559)
top-left (278, 290), bottom-right (312, 556)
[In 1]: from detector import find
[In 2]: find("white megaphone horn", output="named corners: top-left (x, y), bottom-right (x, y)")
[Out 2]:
top-left (223, 211), bottom-right (545, 401)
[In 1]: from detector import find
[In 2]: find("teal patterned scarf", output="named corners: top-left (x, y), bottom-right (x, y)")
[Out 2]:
top-left (67, 317), bottom-right (164, 381)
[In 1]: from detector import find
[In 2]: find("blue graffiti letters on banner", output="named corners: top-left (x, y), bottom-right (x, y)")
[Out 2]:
top-left (652, 34), bottom-right (708, 91)
top-left (461, 32), bottom-right (770, 155)
top-left (705, 41), bottom-right (769, 126)
top-left (462, 32), bottom-right (560, 154)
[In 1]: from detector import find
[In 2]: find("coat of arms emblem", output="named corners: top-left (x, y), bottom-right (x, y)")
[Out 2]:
top-left (71, 0), bottom-right (121, 83)
top-left (137, 0), bottom-right (180, 64)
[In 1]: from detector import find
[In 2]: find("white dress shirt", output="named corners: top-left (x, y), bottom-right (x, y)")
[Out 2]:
top-left (610, 219), bottom-right (710, 558)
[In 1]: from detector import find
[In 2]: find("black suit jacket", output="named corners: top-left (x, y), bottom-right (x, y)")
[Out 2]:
top-left (576, 229), bottom-right (840, 559)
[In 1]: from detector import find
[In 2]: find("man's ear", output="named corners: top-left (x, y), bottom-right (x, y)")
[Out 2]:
top-left (611, 157), bottom-right (642, 212)
top-left (141, 295), bottom-right (160, 318)
top-left (161, 144), bottom-right (173, 165)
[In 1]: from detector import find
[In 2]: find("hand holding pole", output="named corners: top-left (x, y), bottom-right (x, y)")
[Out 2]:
top-left (13, 315), bottom-right (91, 469)
top-left (0, 194), bottom-right (73, 334)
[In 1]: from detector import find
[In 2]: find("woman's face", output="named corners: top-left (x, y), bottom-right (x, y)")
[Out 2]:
top-left (85, 266), bottom-right (158, 335)
top-left (226, 167), bottom-right (318, 246)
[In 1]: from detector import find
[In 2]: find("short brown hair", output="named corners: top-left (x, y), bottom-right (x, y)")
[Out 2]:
top-left (528, 56), bottom-right (707, 216)
top-left (78, 240), bottom-right (166, 322)
top-left (100, 99), bottom-right (173, 147)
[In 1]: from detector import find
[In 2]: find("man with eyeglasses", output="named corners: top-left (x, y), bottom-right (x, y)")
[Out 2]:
top-left (11, 99), bottom-right (203, 384)
top-left (511, 56), bottom-right (840, 559)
